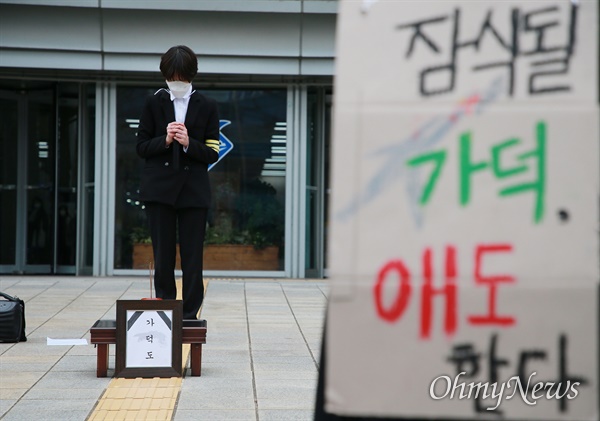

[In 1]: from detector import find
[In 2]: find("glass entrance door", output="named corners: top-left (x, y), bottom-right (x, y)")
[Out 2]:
top-left (0, 89), bottom-right (55, 273)
top-left (0, 86), bottom-right (82, 274)
top-left (55, 83), bottom-right (95, 275)
top-left (305, 89), bottom-right (332, 278)
top-left (0, 94), bottom-right (19, 269)
top-left (25, 90), bottom-right (56, 273)
top-left (55, 85), bottom-right (80, 273)
top-left (0, 83), bottom-right (94, 275)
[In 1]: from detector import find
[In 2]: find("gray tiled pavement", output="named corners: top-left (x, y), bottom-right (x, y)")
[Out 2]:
top-left (0, 276), bottom-right (328, 420)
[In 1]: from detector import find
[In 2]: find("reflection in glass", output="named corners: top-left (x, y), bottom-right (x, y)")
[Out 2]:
top-left (82, 84), bottom-right (96, 270)
top-left (0, 83), bottom-right (93, 274)
top-left (0, 97), bottom-right (17, 265)
top-left (26, 94), bottom-right (54, 266)
top-left (115, 87), bottom-right (154, 269)
top-left (305, 89), bottom-right (332, 277)
top-left (56, 84), bottom-right (79, 266)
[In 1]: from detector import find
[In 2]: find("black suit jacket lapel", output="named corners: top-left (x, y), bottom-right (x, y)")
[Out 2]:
top-left (184, 92), bottom-right (201, 129)
top-left (159, 91), bottom-right (180, 168)
top-left (160, 92), bottom-right (176, 126)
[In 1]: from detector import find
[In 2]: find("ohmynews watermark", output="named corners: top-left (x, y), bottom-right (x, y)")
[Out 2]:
top-left (430, 372), bottom-right (581, 411)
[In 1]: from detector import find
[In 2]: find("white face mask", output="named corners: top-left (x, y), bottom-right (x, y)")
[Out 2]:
top-left (166, 80), bottom-right (191, 98)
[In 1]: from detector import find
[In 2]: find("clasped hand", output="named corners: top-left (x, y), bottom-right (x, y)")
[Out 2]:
top-left (166, 122), bottom-right (189, 148)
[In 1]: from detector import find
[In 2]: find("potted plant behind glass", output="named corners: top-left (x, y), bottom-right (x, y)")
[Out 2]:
top-left (204, 179), bottom-right (283, 271)
top-left (130, 226), bottom-right (152, 269)
top-left (131, 226), bottom-right (181, 270)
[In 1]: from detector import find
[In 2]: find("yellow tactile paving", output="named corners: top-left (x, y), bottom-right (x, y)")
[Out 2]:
top-left (87, 280), bottom-right (203, 421)
top-left (89, 370), bottom-right (185, 419)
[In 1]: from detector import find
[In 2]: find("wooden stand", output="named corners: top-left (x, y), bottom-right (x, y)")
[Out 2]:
top-left (90, 319), bottom-right (207, 377)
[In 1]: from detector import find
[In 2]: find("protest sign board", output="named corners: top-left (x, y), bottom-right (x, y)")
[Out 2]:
top-left (326, 1), bottom-right (599, 419)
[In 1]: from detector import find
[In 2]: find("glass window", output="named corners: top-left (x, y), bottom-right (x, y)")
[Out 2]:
top-left (0, 95), bottom-right (18, 266)
top-left (56, 84), bottom-right (79, 267)
top-left (26, 92), bottom-right (54, 267)
top-left (115, 87), bottom-right (287, 272)
top-left (81, 83), bottom-right (96, 272)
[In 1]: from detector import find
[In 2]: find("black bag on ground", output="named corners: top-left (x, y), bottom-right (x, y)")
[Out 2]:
top-left (0, 292), bottom-right (27, 342)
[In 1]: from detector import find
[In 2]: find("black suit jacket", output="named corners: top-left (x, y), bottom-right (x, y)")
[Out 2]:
top-left (136, 89), bottom-right (220, 208)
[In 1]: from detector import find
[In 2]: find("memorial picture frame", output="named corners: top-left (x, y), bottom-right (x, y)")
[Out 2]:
top-left (115, 300), bottom-right (182, 378)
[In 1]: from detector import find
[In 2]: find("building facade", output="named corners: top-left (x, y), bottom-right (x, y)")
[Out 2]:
top-left (0, 0), bottom-right (336, 278)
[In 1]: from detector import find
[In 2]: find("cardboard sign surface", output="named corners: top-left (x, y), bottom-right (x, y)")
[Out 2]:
top-left (326, 1), bottom-right (599, 419)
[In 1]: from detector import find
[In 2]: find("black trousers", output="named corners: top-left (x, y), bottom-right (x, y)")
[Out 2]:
top-left (145, 202), bottom-right (207, 320)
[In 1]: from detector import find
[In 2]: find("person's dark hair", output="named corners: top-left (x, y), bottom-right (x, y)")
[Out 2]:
top-left (160, 45), bottom-right (198, 82)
